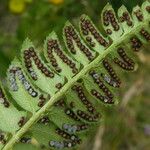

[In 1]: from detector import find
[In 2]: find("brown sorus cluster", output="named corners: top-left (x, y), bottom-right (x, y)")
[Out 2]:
top-left (64, 25), bottom-right (94, 61)
top-left (91, 89), bottom-right (114, 104)
top-left (80, 16), bottom-right (108, 47)
top-left (55, 128), bottom-right (80, 143)
top-left (103, 10), bottom-right (120, 31)
top-left (140, 28), bottom-right (150, 41)
top-left (113, 58), bottom-right (134, 70)
top-left (89, 70), bottom-right (114, 99)
top-left (114, 48), bottom-right (135, 71)
top-left (38, 94), bottom-right (46, 107)
top-left (146, 6), bottom-right (150, 13)
top-left (77, 110), bottom-right (99, 122)
top-left (106, 29), bottom-right (112, 35)
top-left (18, 117), bottom-right (26, 127)
top-left (0, 133), bottom-right (6, 144)
top-left (55, 83), bottom-right (63, 90)
top-left (38, 116), bottom-right (50, 125)
top-left (134, 9), bottom-right (144, 21)
top-left (0, 88), bottom-right (10, 108)
top-left (47, 39), bottom-right (78, 74)
top-left (119, 11), bottom-right (133, 26)
top-left (65, 108), bottom-right (81, 121)
top-left (117, 48), bottom-right (135, 65)
top-left (130, 36), bottom-right (142, 51)
top-left (54, 99), bottom-right (65, 107)
top-left (76, 124), bottom-right (88, 132)
top-left (0, 133), bottom-right (4, 141)
top-left (20, 137), bottom-right (31, 143)
top-left (102, 59), bottom-right (121, 87)
top-left (72, 85), bottom-right (95, 114)
top-left (24, 47), bottom-right (54, 80)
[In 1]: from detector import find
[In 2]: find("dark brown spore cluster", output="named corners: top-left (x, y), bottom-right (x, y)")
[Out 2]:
top-left (77, 110), bottom-right (99, 122)
top-left (113, 48), bottom-right (135, 70)
top-left (54, 99), bottom-right (66, 107)
top-left (55, 83), bottom-right (63, 90)
top-left (119, 11), bottom-right (133, 26)
top-left (65, 108), bottom-right (81, 121)
top-left (24, 47), bottom-right (54, 80)
top-left (0, 88), bottom-right (10, 108)
top-left (47, 39), bottom-right (78, 74)
top-left (140, 28), bottom-right (150, 41)
top-left (117, 48), bottom-right (135, 65)
top-left (20, 137), bottom-right (31, 143)
top-left (54, 99), bottom-right (81, 122)
top-left (18, 117), bottom-right (26, 127)
top-left (103, 10), bottom-right (120, 32)
top-left (102, 59), bottom-right (121, 87)
top-left (134, 9), bottom-right (144, 21)
top-left (0, 133), bottom-right (6, 144)
top-left (75, 124), bottom-right (88, 132)
top-left (38, 94), bottom-right (47, 107)
top-left (55, 128), bottom-right (81, 144)
top-left (130, 37), bottom-right (143, 51)
top-left (80, 16), bottom-right (108, 47)
top-left (64, 25), bottom-right (94, 61)
top-left (72, 85), bottom-right (95, 114)
top-left (38, 116), bottom-right (50, 125)
top-left (146, 6), bottom-right (150, 13)
top-left (91, 89), bottom-right (114, 104)
top-left (89, 70), bottom-right (114, 100)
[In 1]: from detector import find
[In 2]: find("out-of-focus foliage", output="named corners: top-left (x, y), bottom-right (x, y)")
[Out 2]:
top-left (0, 0), bottom-right (149, 149)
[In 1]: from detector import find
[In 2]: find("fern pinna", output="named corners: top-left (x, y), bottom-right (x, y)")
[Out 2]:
top-left (0, 1), bottom-right (150, 150)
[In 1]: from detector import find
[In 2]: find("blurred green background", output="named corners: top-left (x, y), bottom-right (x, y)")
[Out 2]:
top-left (0, 0), bottom-right (149, 150)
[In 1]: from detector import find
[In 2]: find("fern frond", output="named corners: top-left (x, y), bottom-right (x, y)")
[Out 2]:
top-left (0, 1), bottom-right (150, 150)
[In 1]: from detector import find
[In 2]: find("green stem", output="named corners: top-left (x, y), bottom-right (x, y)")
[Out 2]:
top-left (3, 20), bottom-right (148, 150)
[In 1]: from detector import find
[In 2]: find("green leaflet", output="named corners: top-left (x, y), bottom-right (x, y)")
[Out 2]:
top-left (118, 5), bottom-right (134, 33)
top-left (0, 82), bottom-right (26, 133)
top-left (7, 59), bottom-right (49, 113)
top-left (101, 3), bottom-right (123, 40)
top-left (63, 21), bottom-right (96, 66)
top-left (31, 122), bottom-right (81, 150)
top-left (43, 32), bottom-right (81, 79)
top-left (79, 14), bottom-right (109, 53)
top-left (65, 83), bottom-right (102, 123)
top-left (132, 5), bottom-right (144, 24)
top-left (49, 99), bottom-right (90, 135)
top-left (0, 1), bottom-right (150, 150)
top-left (21, 38), bottom-right (65, 95)
top-left (142, 1), bottom-right (150, 19)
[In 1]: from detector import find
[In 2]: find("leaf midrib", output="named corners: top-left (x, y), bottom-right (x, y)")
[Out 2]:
top-left (3, 20), bottom-right (148, 150)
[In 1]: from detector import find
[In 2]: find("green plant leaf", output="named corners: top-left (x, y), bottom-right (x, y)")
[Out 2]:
top-left (0, 1), bottom-right (149, 150)
top-left (21, 38), bottom-right (65, 95)
top-left (43, 31), bottom-right (81, 79)
top-left (7, 59), bottom-right (50, 113)
top-left (0, 82), bottom-right (26, 133)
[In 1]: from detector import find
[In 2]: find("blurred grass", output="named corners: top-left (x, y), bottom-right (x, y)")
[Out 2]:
top-left (0, 0), bottom-right (149, 150)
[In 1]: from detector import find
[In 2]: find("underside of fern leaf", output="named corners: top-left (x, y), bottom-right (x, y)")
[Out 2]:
top-left (0, 1), bottom-right (150, 150)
